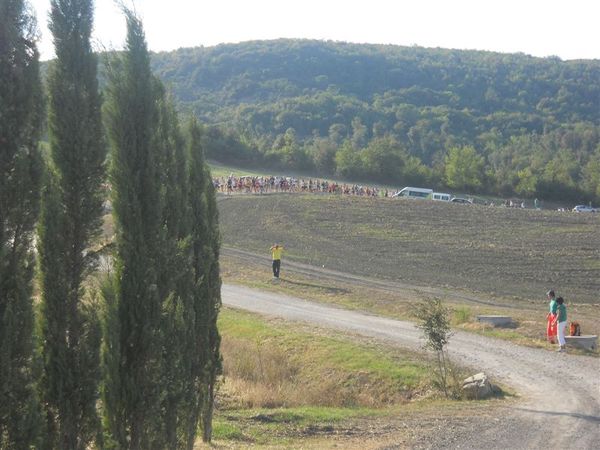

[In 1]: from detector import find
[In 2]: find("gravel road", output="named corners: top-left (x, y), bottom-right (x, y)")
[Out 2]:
top-left (222, 283), bottom-right (600, 449)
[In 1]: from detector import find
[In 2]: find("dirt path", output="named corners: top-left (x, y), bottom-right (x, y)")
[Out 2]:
top-left (223, 246), bottom-right (534, 310)
top-left (222, 284), bottom-right (600, 449)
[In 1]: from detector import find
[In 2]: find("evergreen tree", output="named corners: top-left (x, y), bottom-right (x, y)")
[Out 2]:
top-left (155, 90), bottom-right (195, 450)
top-left (186, 118), bottom-right (222, 445)
top-left (103, 10), bottom-right (222, 447)
top-left (103, 9), bottom-right (168, 448)
top-left (37, 1), bottom-right (106, 448)
top-left (0, 1), bottom-right (44, 447)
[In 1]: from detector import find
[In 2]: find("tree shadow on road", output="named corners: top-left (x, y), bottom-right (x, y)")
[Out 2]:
top-left (513, 407), bottom-right (600, 424)
top-left (280, 278), bottom-right (350, 295)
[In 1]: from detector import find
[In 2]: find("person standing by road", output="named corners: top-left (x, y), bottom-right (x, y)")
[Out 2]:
top-left (270, 243), bottom-right (284, 279)
top-left (554, 297), bottom-right (568, 352)
top-left (546, 290), bottom-right (558, 344)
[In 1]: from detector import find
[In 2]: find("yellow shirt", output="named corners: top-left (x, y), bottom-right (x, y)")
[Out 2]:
top-left (271, 246), bottom-right (283, 260)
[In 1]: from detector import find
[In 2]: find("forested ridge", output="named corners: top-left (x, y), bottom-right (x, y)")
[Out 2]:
top-left (150, 39), bottom-right (600, 202)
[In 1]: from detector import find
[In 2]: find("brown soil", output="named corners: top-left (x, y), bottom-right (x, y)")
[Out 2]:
top-left (218, 193), bottom-right (600, 304)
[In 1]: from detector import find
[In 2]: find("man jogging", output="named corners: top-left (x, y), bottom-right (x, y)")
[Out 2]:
top-left (270, 243), bottom-right (284, 279)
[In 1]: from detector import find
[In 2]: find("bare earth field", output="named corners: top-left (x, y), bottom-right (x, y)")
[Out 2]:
top-left (218, 193), bottom-right (600, 304)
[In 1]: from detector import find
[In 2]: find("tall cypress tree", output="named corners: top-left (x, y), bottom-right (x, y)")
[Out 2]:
top-left (186, 118), bottom-right (222, 446)
top-left (155, 89), bottom-right (195, 450)
top-left (200, 143), bottom-right (222, 444)
top-left (0, 0), bottom-right (44, 447)
top-left (103, 9), bottom-right (166, 449)
top-left (38, 0), bottom-right (105, 448)
top-left (103, 10), bottom-right (222, 448)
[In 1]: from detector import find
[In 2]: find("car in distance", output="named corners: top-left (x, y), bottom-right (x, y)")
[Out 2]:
top-left (572, 205), bottom-right (596, 213)
top-left (450, 197), bottom-right (473, 204)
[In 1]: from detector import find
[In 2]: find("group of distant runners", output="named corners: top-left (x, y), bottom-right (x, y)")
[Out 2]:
top-left (214, 174), bottom-right (392, 198)
top-left (213, 174), bottom-right (549, 209)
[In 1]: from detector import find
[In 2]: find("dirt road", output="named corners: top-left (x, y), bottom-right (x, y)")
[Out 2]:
top-left (222, 283), bottom-right (600, 449)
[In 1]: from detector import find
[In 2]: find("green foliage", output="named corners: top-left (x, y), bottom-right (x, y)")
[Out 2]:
top-left (150, 40), bottom-right (600, 202)
top-left (103, 10), bottom-right (222, 448)
top-left (444, 146), bottom-right (485, 191)
top-left (582, 150), bottom-right (600, 199)
top-left (452, 306), bottom-right (472, 325)
top-left (0, 1), bottom-right (44, 447)
top-left (37, 1), bottom-right (106, 447)
top-left (413, 299), bottom-right (453, 398)
top-left (515, 168), bottom-right (538, 197)
top-left (186, 118), bottom-right (222, 444)
top-left (103, 9), bottom-right (167, 448)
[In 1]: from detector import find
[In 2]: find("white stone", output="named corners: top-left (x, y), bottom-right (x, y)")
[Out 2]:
top-left (462, 372), bottom-right (494, 399)
top-left (564, 335), bottom-right (598, 351)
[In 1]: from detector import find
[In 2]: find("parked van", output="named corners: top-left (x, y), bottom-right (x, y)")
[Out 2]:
top-left (393, 187), bottom-right (433, 199)
top-left (432, 192), bottom-right (451, 201)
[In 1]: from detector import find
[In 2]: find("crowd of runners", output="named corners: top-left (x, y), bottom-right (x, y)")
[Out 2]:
top-left (213, 174), bottom-right (393, 198)
top-left (212, 173), bottom-right (585, 211)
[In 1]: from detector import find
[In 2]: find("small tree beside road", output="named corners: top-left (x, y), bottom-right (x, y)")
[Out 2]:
top-left (414, 298), bottom-right (453, 398)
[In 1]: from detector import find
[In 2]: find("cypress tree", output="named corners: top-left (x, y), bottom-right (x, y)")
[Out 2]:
top-left (0, 0), bottom-right (44, 447)
top-left (103, 10), bottom-right (222, 448)
top-left (37, 0), bottom-right (105, 448)
top-left (186, 118), bottom-right (222, 446)
top-left (200, 144), bottom-right (222, 444)
top-left (103, 9), bottom-right (166, 449)
top-left (155, 89), bottom-right (195, 450)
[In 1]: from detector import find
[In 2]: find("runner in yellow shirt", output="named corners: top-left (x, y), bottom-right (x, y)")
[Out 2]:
top-left (270, 244), bottom-right (284, 279)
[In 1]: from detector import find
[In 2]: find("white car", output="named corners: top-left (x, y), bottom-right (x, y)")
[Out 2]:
top-left (572, 205), bottom-right (596, 213)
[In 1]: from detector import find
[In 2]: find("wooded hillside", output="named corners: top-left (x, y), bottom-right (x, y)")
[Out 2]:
top-left (151, 39), bottom-right (600, 201)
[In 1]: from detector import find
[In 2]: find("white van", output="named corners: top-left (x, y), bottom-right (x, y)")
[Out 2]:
top-left (393, 187), bottom-right (433, 199)
top-left (432, 192), bottom-right (451, 201)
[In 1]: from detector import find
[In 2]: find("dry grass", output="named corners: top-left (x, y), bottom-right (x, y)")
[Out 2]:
top-left (218, 309), bottom-right (431, 410)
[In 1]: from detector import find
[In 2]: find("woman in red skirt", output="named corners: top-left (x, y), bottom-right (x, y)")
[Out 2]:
top-left (546, 290), bottom-right (558, 343)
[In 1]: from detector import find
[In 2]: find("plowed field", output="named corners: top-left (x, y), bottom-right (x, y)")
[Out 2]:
top-left (218, 194), bottom-right (600, 304)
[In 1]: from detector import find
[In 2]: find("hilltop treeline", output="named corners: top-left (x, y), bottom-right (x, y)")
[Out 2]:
top-left (151, 39), bottom-right (600, 201)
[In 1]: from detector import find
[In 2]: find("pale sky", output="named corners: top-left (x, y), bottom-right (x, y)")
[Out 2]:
top-left (31, 0), bottom-right (600, 61)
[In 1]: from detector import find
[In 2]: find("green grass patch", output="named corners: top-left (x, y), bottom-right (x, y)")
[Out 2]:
top-left (219, 308), bottom-right (429, 405)
top-left (211, 420), bottom-right (248, 441)
top-left (211, 310), bottom-right (515, 448)
top-left (453, 306), bottom-right (472, 325)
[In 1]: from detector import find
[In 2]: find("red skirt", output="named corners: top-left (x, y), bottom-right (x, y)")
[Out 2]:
top-left (546, 313), bottom-right (557, 343)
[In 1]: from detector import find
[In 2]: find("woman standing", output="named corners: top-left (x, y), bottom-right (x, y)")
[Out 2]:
top-left (554, 297), bottom-right (568, 352)
top-left (546, 290), bottom-right (558, 344)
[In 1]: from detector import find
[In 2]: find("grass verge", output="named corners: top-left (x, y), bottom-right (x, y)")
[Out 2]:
top-left (204, 308), bottom-right (509, 448)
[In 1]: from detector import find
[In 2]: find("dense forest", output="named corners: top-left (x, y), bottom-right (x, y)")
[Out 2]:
top-left (151, 39), bottom-right (600, 202)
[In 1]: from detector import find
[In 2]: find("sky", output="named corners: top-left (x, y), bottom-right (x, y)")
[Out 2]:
top-left (30, 0), bottom-right (600, 61)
